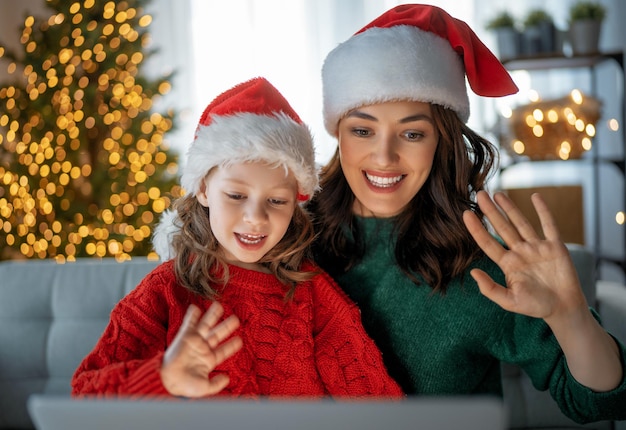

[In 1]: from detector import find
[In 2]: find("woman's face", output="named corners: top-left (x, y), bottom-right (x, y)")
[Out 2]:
top-left (197, 161), bottom-right (298, 271)
top-left (337, 100), bottom-right (439, 218)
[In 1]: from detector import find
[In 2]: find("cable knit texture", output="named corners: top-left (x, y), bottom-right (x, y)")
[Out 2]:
top-left (71, 260), bottom-right (403, 398)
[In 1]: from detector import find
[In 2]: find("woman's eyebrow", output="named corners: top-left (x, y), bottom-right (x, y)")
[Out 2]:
top-left (346, 110), bottom-right (376, 121)
top-left (399, 114), bottom-right (433, 124)
top-left (346, 110), bottom-right (433, 124)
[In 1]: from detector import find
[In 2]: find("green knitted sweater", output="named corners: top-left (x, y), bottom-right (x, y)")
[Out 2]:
top-left (326, 216), bottom-right (626, 423)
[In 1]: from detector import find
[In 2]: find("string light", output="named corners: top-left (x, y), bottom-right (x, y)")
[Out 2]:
top-left (506, 89), bottom-right (605, 161)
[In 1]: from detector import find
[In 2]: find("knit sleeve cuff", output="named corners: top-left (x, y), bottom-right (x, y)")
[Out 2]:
top-left (562, 334), bottom-right (626, 423)
top-left (123, 352), bottom-right (170, 396)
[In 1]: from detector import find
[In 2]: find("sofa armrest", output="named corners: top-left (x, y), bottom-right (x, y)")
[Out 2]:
top-left (596, 281), bottom-right (626, 430)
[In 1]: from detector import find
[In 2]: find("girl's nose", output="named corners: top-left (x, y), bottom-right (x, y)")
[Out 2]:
top-left (243, 200), bottom-right (268, 225)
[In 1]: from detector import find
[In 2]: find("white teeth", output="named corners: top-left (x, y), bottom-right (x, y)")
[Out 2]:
top-left (365, 173), bottom-right (403, 187)
top-left (238, 233), bottom-right (264, 244)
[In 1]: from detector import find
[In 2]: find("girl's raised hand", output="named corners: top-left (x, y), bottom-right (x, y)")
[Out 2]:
top-left (462, 191), bottom-right (588, 323)
top-left (161, 302), bottom-right (242, 398)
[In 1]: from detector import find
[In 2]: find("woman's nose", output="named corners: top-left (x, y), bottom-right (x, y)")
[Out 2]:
top-left (372, 135), bottom-right (399, 165)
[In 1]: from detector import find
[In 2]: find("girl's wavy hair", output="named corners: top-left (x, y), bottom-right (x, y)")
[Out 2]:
top-left (169, 191), bottom-right (316, 300)
top-left (308, 104), bottom-right (498, 294)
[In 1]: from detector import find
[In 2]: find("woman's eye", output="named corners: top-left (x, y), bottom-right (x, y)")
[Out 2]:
top-left (404, 130), bottom-right (424, 141)
top-left (351, 127), bottom-right (371, 137)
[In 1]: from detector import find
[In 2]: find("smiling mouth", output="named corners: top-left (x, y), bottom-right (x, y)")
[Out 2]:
top-left (236, 233), bottom-right (266, 244)
top-left (364, 172), bottom-right (405, 188)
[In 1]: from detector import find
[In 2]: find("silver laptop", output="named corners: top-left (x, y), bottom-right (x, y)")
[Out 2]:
top-left (28, 394), bottom-right (506, 430)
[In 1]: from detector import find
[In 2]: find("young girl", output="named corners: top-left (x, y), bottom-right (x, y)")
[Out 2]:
top-left (71, 77), bottom-right (403, 399)
top-left (308, 3), bottom-right (626, 424)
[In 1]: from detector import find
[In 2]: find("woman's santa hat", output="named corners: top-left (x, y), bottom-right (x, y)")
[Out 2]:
top-left (153, 77), bottom-right (317, 260)
top-left (322, 4), bottom-right (519, 135)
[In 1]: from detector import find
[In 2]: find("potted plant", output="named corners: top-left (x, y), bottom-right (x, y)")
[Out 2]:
top-left (568, 1), bottom-right (606, 55)
top-left (522, 9), bottom-right (557, 55)
top-left (485, 11), bottom-right (520, 61)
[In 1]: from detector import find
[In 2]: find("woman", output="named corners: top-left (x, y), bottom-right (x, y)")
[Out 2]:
top-left (308, 4), bottom-right (626, 423)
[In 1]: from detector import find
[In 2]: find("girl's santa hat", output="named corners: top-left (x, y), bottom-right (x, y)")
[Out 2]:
top-left (322, 4), bottom-right (519, 135)
top-left (153, 77), bottom-right (317, 260)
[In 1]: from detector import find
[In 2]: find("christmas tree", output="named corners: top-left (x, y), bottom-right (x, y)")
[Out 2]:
top-left (0, 0), bottom-right (181, 262)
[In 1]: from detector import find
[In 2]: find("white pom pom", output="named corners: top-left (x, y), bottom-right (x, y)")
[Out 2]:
top-left (152, 209), bottom-right (181, 260)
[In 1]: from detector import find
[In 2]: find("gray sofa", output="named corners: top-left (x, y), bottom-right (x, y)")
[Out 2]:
top-left (1, 246), bottom-right (625, 430)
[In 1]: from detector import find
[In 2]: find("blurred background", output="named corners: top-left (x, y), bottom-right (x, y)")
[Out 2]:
top-left (0, 0), bottom-right (624, 283)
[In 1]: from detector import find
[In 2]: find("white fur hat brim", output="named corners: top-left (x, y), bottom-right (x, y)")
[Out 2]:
top-left (322, 25), bottom-right (469, 136)
top-left (181, 111), bottom-right (318, 199)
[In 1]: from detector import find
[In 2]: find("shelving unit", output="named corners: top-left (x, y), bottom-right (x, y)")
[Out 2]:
top-left (501, 51), bottom-right (626, 280)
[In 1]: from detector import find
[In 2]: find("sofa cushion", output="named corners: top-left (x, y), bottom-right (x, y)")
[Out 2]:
top-left (0, 258), bottom-right (159, 429)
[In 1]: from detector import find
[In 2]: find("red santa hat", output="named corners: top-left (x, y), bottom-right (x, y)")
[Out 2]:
top-left (182, 77), bottom-right (317, 200)
top-left (153, 77), bottom-right (317, 259)
top-left (322, 4), bottom-right (519, 135)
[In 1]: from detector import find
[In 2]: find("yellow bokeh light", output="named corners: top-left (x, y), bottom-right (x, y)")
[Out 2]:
top-left (512, 140), bottom-right (526, 154)
top-left (123, 203), bottom-right (135, 216)
top-left (547, 109), bottom-right (558, 123)
top-left (138, 15), bottom-right (152, 27)
top-left (108, 240), bottom-right (121, 255)
top-left (564, 107), bottom-right (576, 124)
top-left (102, 23), bottom-right (114, 36)
top-left (86, 243), bottom-right (96, 255)
top-left (575, 119), bottom-right (585, 132)
top-left (116, 11), bottom-right (128, 23)
top-left (500, 106), bottom-right (512, 119)
top-left (109, 152), bottom-right (121, 165)
top-left (152, 198), bottom-right (166, 213)
top-left (135, 171), bottom-right (147, 183)
top-left (571, 89), bottom-right (583, 105)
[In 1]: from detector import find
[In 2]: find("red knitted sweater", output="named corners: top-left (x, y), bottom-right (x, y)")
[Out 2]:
top-left (71, 260), bottom-right (403, 398)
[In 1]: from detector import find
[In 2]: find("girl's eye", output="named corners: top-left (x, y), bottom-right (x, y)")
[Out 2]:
top-left (351, 127), bottom-right (371, 137)
top-left (226, 193), bottom-right (245, 200)
top-left (268, 198), bottom-right (288, 206)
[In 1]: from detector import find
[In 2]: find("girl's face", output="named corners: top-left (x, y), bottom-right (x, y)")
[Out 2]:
top-left (197, 161), bottom-right (298, 271)
top-left (337, 100), bottom-right (439, 218)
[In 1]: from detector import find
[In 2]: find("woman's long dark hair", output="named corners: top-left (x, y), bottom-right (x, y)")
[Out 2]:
top-left (308, 104), bottom-right (497, 294)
